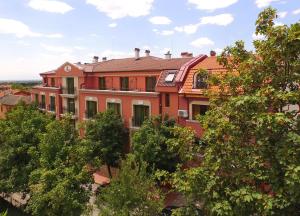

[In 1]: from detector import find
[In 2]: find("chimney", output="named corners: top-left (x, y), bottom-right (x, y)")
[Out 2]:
top-left (181, 52), bottom-right (188, 58)
top-left (145, 50), bottom-right (150, 57)
top-left (102, 57), bottom-right (107, 61)
top-left (210, 50), bottom-right (217, 57)
top-left (165, 51), bottom-right (171, 59)
top-left (93, 56), bottom-right (99, 63)
top-left (134, 48), bottom-right (140, 59)
top-left (181, 52), bottom-right (193, 58)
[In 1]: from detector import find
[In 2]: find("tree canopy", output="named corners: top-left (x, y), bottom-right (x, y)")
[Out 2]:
top-left (84, 109), bottom-right (128, 177)
top-left (0, 103), bottom-right (52, 193)
top-left (173, 8), bottom-right (300, 215)
top-left (97, 154), bottom-right (164, 216)
top-left (132, 116), bottom-right (197, 173)
top-left (26, 116), bottom-right (92, 216)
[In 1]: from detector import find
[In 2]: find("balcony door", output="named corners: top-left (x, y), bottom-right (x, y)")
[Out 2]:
top-left (66, 77), bottom-right (75, 94)
top-left (133, 105), bottom-right (149, 127)
top-left (86, 101), bottom-right (97, 119)
top-left (67, 98), bottom-right (75, 114)
top-left (50, 96), bottom-right (56, 112)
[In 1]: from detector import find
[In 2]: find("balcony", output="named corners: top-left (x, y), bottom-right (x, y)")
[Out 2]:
top-left (61, 106), bottom-right (78, 119)
top-left (47, 104), bottom-right (56, 113)
top-left (60, 87), bottom-right (77, 98)
top-left (39, 103), bottom-right (46, 110)
top-left (84, 111), bottom-right (97, 120)
top-left (131, 117), bottom-right (148, 128)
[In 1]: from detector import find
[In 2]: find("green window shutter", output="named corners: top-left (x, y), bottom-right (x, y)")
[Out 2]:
top-left (99, 77), bottom-right (106, 90)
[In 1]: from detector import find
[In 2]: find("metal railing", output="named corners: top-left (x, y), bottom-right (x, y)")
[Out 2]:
top-left (39, 103), bottom-right (46, 110)
top-left (85, 111), bottom-right (97, 119)
top-left (62, 106), bottom-right (77, 115)
top-left (48, 104), bottom-right (56, 112)
top-left (132, 117), bottom-right (148, 127)
top-left (62, 87), bottom-right (77, 95)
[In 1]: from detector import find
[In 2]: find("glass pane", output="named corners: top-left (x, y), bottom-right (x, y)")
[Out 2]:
top-left (67, 78), bottom-right (75, 94)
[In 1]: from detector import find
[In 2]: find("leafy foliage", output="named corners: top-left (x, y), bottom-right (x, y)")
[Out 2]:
top-left (26, 116), bottom-right (92, 216)
top-left (97, 154), bottom-right (164, 216)
top-left (132, 116), bottom-right (197, 173)
top-left (0, 103), bottom-right (52, 193)
top-left (173, 8), bottom-right (300, 215)
top-left (84, 109), bottom-right (128, 177)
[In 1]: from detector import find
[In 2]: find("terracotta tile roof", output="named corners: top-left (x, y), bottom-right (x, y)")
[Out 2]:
top-left (0, 95), bottom-right (31, 106)
top-left (81, 56), bottom-right (193, 72)
top-left (157, 70), bottom-right (178, 87)
top-left (40, 70), bottom-right (56, 75)
top-left (180, 56), bottom-right (227, 95)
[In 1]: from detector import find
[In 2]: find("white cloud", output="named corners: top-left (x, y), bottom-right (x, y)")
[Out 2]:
top-left (252, 33), bottom-right (265, 40)
top-left (274, 21), bottom-right (284, 26)
top-left (0, 18), bottom-right (41, 38)
top-left (188, 0), bottom-right (238, 10)
top-left (28, 0), bottom-right (73, 14)
top-left (154, 29), bottom-right (174, 36)
top-left (0, 18), bottom-right (63, 38)
top-left (149, 16), bottom-right (172, 25)
top-left (278, 11), bottom-right (287, 18)
top-left (175, 24), bottom-right (200, 34)
top-left (108, 23), bottom-right (117, 28)
top-left (86, 0), bottom-right (154, 19)
top-left (200, 14), bottom-right (234, 26)
top-left (41, 43), bottom-right (72, 53)
top-left (174, 13), bottom-right (234, 35)
top-left (74, 46), bottom-right (87, 50)
top-left (100, 49), bottom-right (131, 59)
top-left (255, 0), bottom-right (279, 8)
top-left (46, 33), bottom-right (64, 38)
top-left (293, 8), bottom-right (300, 15)
top-left (160, 30), bottom-right (174, 36)
top-left (190, 37), bottom-right (214, 48)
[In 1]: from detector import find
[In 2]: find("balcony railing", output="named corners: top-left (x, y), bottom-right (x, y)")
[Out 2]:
top-left (62, 87), bottom-right (77, 95)
top-left (39, 103), bottom-right (46, 110)
top-left (48, 104), bottom-right (56, 112)
top-left (85, 111), bottom-right (97, 119)
top-left (62, 106), bottom-right (77, 115)
top-left (132, 117), bottom-right (148, 128)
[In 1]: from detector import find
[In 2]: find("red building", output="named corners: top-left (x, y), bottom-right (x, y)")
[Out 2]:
top-left (31, 48), bottom-right (222, 136)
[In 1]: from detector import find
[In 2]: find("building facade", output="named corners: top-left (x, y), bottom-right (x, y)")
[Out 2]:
top-left (31, 49), bottom-right (222, 136)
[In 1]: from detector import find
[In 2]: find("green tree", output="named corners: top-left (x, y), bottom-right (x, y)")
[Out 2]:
top-left (26, 117), bottom-right (92, 216)
top-left (173, 8), bottom-right (300, 215)
top-left (0, 103), bottom-right (52, 193)
top-left (97, 154), bottom-right (164, 216)
top-left (0, 210), bottom-right (7, 216)
top-left (84, 109), bottom-right (128, 178)
top-left (132, 116), bottom-right (197, 173)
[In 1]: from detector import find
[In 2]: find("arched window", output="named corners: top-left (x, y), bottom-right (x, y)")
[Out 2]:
top-left (194, 73), bottom-right (208, 89)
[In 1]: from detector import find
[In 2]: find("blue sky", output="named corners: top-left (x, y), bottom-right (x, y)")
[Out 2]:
top-left (0, 0), bottom-right (299, 80)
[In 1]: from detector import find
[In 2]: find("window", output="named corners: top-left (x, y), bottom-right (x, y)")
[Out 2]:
top-left (120, 77), bottom-right (129, 91)
top-left (192, 104), bottom-right (208, 120)
top-left (194, 73), bottom-right (208, 89)
top-left (35, 94), bottom-right (39, 103)
top-left (86, 101), bottom-right (97, 119)
top-left (146, 76), bottom-right (156, 92)
top-left (66, 77), bottom-right (75, 94)
top-left (165, 73), bottom-right (175, 82)
top-left (51, 78), bottom-right (55, 87)
top-left (50, 96), bottom-right (56, 112)
top-left (165, 93), bottom-right (170, 107)
top-left (133, 105), bottom-right (149, 127)
top-left (107, 102), bottom-right (121, 115)
top-left (66, 98), bottom-right (75, 114)
top-left (41, 95), bottom-right (46, 109)
top-left (99, 77), bottom-right (106, 90)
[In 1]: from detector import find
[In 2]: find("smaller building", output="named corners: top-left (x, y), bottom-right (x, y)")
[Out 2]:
top-left (0, 93), bottom-right (31, 119)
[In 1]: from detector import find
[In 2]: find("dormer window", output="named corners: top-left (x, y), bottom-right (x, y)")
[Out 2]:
top-left (194, 72), bottom-right (208, 89)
